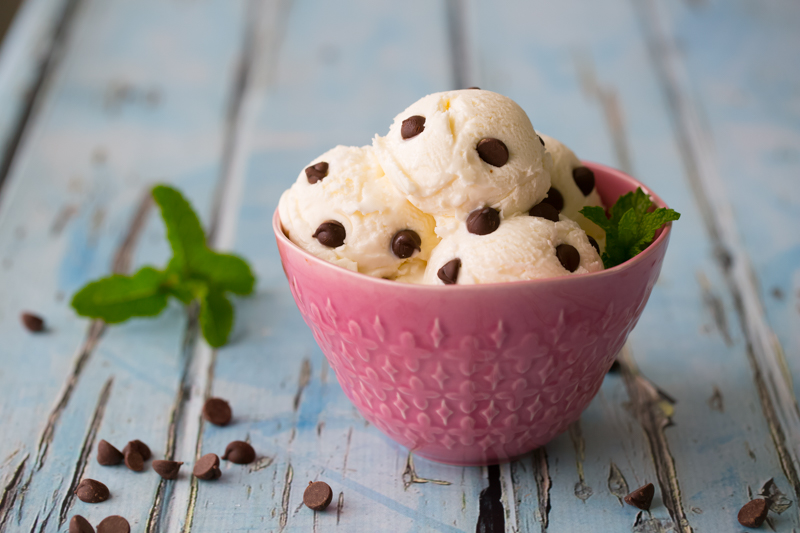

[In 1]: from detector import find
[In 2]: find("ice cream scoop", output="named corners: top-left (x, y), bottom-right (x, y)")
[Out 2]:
top-left (279, 145), bottom-right (438, 279)
top-left (422, 214), bottom-right (603, 285)
top-left (373, 90), bottom-right (551, 232)
top-left (538, 133), bottom-right (606, 248)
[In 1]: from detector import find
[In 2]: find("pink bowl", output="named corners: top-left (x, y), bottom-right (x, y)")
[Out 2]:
top-left (274, 162), bottom-right (672, 466)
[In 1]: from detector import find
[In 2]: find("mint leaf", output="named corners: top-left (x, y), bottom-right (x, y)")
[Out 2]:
top-left (199, 286), bottom-right (233, 348)
top-left (580, 188), bottom-right (680, 269)
top-left (152, 185), bottom-right (207, 276)
top-left (71, 267), bottom-right (168, 323)
top-left (72, 185), bottom-right (256, 347)
top-left (192, 252), bottom-right (255, 295)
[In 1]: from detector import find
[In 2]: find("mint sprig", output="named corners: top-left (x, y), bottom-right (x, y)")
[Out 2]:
top-left (71, 185), bottom-right (255, 347)
top-left (580, 187), bottom-right (680, 269)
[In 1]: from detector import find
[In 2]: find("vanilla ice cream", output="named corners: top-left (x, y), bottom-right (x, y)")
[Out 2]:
top-left (279, 145), bottom-right (438, 279)
top-left (422, 214), bottom-right (603, 285)
top-left (373, 90), bottom-right (551, 232)
top-left (538, 134), bottom-right (605, 248)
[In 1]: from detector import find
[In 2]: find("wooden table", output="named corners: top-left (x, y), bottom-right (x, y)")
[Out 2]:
top-left (0, 1), bottom-right (798, 531)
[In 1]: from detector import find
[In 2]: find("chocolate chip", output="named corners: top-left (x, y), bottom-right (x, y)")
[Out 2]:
top-left (587, 236), bottom-right (600, 255)
top-left (97, 516), bottom-right (130, 533)
top-left (193, 453), bottom-right (222, 481)
top-left (305, 162), bottom-right (328, 184)
top-left (222, 441), bottom-right (256, 465)
top-left (97, 440), bottom-right (123, 466)
top-left (476, 138), bottom-right (509, 167)
top-left (437, 259), bottom-right (461, 285)
top-left (538, 135), bottom-right (545, 147)
top-left (152, 460), bottom-right (183, 480)
top-left (556, 244), bottom-right (580, 273)
top-left (401, 115), bottom-right (425, 140)
top-left (123, 439), bottom-right (151, 460)
top-left (203, 397), bottom-right (232, 426)
top-left (69, 515), bottom-right (94, 533)
top-left (624, 483), bottom-right (655, 510)
top-left (312, 221), bottom-right (346, 248)
top-left (303, 481), bottom-right (333, 511)
top-left (21, 312), bottom-right (44, 332)
top-left (75, 479), bottom-right (109, 503)
top-left (529, 202), bottom-right (559, 222)
top-left (542, 187), bottom-right (563, 212)
top-left (572, 166), bottom-right (595, 196)
top-left (124, 450), bottom-right (144, 472)
top-left (391, 230), bottom-right (421, 258)
top-left (466, 207), bottom-right (500, 235)
top-left (738, 498), bottom-right (770, 528)
top-left (467, 86), bottom-right (480, 89)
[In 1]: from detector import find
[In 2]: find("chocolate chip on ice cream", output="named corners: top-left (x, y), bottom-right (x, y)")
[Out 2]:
top-left (400, 115), bottom-right (425, 139)
top-left (437, 259), bottom-right (461, 285)
top-left (542, 187), bottom-right (564, 212)
top-left (312, 221), bottom-right (346, 248)
top-left (572, 166), bottom-right (595, 196)
top-left (476, 138), bottom-right (508, 167)
top-left (391, 230), bottom-right (421, 259)
top-left (529, 202), bottom-right (559, 223)
top-left (305, 162), bottom-right (328, 184)
top-left (466, 207), bottom-right (500, 235)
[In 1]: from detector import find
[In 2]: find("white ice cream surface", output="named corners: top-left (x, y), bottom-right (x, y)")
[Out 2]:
top-left (279, 145), bottom-right (438, 279)
top-left (538, 133), bottom-right (606, 248)
top-left (373, 90), bottom-right (551, 225)
top-left (423, 214), bottom-right (604, 285)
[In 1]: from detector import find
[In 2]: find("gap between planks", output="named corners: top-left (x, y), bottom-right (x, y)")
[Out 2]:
top-left (145, 1), bottom-right (291, 531)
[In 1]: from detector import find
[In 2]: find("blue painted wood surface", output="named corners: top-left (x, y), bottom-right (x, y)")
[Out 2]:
top-left (0, 0), bottom-right (798, 532)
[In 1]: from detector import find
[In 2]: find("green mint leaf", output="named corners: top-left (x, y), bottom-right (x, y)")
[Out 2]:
top-left (580, 188), bottom-right (680, 269)
top-left (71, 267), bottom-right (168, 323)
top-left (199, 286), bottom-right (233, 348)
top-left (192, 251), bottom-right (255, 295)
top-left (579, 206), bottom-right (615, 234)
top-left (152, 185), bottom-right (207, 276)
top-left (629, 207), bottom-right (681, 256)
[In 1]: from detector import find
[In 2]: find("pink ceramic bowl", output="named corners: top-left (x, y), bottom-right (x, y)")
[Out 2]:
top-left (274, 162), bottom-right (672, 466)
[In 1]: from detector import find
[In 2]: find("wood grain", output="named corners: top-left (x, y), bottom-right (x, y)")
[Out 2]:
top-left (0, 0), bottom-right (797, 531)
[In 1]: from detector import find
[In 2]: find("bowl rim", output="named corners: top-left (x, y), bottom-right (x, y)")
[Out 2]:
top-left (273, 161), bottom-right (673, 290)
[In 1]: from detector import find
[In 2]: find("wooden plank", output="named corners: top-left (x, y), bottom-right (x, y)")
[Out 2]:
top-left (0, 0), bottom-right (74, 190)
top-left (466, 0), bottom-right (800, 531)
top-left (178, 0), bottom-right (502, 531)
top-left (0, 0), bottom-right (250, 531)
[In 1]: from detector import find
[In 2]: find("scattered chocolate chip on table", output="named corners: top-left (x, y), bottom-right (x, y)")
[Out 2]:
top-left (20, 312), bottom-right (45, 332)
top-left (96, 440), bottom-right (123, 466)
top-left (193, 453), bottom-right (222, 480)
top-left (624, 483), bottom-right (655, 510)
top-left (69, 515), bottom-right (94, 533)
top-left (153, 459), bottom-right (183, 480)
top-left (96, 515), bottom-right (130, 533)
top-left (738, 498), bottom-right (770, 528)
top-left (303, 481), bottom-right (333, 511)
top-left (202, 397), bottom-right (233, 426)
top-left (222, 441), bottom-right (256, 465)
top-left (75, 479), bottom-right (110, 503)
